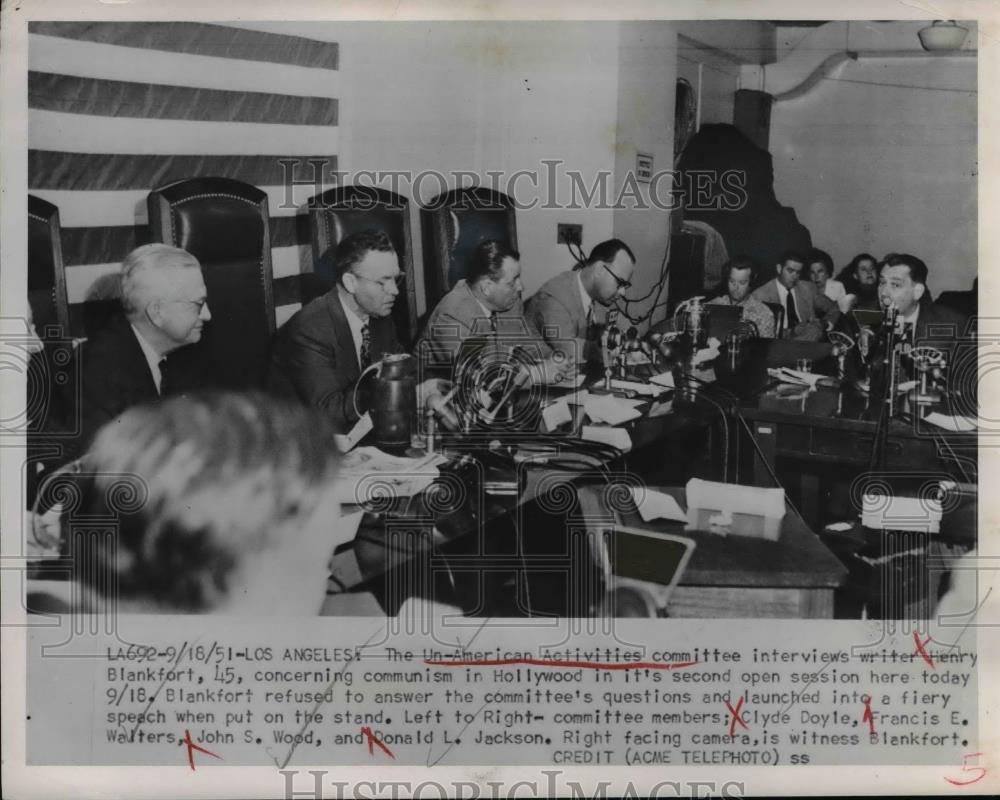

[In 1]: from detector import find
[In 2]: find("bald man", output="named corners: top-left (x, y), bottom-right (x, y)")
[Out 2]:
top-left (76, 244), bottom-right (212, 451)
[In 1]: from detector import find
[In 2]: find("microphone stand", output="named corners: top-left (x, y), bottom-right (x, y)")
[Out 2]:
top-left (867, 305), bottom-right (901, 473)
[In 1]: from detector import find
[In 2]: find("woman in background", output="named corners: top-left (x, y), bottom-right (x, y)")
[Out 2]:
top-left (807, 248), bottom-right (848, 310)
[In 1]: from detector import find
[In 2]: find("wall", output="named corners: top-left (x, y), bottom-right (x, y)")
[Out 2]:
top-left (612, 21), bottom-right (677, 326)
top-left (770, 54), bottom-right (977, 294)
top-left (335, 22), bottom-right (622, 311)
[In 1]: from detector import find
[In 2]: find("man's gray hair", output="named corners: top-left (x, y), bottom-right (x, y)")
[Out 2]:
top-left (120, 244), bottom-right (201, 317)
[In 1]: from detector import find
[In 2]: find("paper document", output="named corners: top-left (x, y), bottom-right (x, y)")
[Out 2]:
top-left (336, 448), bottom-right (448, 501)
top-left (861, 493), bottom-right (942, 533)
top-left (686, 478), bottom-right (785, 518)
top-left (924, 412), bottom-right (977, 432)
top-left (584, 394), bottom-right (643, 425)
top-left (541, 399), bottom-right (573, 431)
top-left (581, 426), bottom-right (632, 451)
top-left (333, 412), bottom-right (374, 453)
top-left (631, 487), bottom-right (687, 523)
top-left (648, 371), bottom-right (675, 388)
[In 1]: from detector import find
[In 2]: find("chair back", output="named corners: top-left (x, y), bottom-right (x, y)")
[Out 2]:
top-left (308, 186), bottom-right (417, 345)
top-left (420, 187), bottom-right (517, 312)
top-left (147, 177), bottom-right (275, 389)
top-left (28, 195), bottom-right (70, 338)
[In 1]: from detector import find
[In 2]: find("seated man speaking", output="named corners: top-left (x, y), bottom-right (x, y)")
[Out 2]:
top-left (751, 250), bottom-right (840, 341)
top-left (525, 238), bottom-right (636, 367)
top-left (419, 239), bottom-right (570, 384)
top-left (269, 230), bottom-right (452, 433)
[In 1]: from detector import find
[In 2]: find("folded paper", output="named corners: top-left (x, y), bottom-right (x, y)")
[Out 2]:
top-left (581, 425), bottom-right (632, 451)
top-left (630, 487), bottom-right (687, 523)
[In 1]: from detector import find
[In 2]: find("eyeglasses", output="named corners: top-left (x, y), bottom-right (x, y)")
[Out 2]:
top-left (602, 263), bottom-right (632, 291)
top-left (162, 298), bottom-right (209, 313)
top-left (355, 274), bottom-right (404, 291)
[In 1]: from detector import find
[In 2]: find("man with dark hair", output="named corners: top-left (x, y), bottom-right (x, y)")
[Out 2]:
top-left (707, 256), bottom-right (775, 338)
top-left (76, 243), bottom-right (212, 452)
top-left (269, 229), bottom-right (448, 432)
top-left (878, 253), bottom-right (966, 343)
top-left (419, 240), bottom-right (569, 383)
top-left (751, 250), bottom-right (840, 340)
top-left (525, 238), bottom-right (636, 365)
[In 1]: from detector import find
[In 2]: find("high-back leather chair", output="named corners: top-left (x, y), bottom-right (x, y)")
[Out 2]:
top-left (421, 187), bottom-right (518, 312)
top-left (147, 178), bottom-right (275, 389)
top-left (308, 186), bottom-right (418, 346)
top-left (28, 195), bottom-right (70, 339)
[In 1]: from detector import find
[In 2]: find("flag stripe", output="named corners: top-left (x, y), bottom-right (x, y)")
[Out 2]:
top-left (29, 71), bottom-right (338, 126)
top-left (60, 217), bottom-right (311, 267)
top-left (28, 152), bottom-right (338, 192)
top-left (64, 244), bottom-right (313, 303)
top-left (29, 33), bottom-right (342, 99)
top-left (28, 21), bottom-right (339, 70)
top-left (29, 184), bottom-right (325, 227)
top-left (30, 109), bottom-right (340, 156)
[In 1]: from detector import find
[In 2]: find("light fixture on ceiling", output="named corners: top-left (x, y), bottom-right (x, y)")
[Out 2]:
top-left (918, 20), bottom-right (969, 51)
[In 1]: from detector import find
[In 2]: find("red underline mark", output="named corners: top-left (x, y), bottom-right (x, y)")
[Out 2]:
top-left (182, 728), bottom-right (221, 770)
top-left (725, 697), bottom-right (749, 737)
top-left (861, 695), bottom-right (875, 735)
top-left (361, 726), bottom-right (395, 759)
top-left (423, 658), bottom-right (699, 670)
top-left (913, 631), bottom-right (935, 669)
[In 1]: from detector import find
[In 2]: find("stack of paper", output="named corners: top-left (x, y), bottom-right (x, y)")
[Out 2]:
top-left (686, 478), bottom-right (785, 518)
top-left (861, 494), bottom-right (942, 533)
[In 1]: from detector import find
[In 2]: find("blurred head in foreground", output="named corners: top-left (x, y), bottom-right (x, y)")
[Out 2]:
top-left (75, 392), bottom-right (340, 614)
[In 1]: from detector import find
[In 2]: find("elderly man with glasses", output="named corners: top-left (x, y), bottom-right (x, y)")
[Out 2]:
top-left (525, 238), bottom-right (636, 367)
top-left (75, 243), bottom-right (212, 454)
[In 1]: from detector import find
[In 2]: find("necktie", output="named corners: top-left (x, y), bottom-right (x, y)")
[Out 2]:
top-left (157, 357), bottom-right (170, 396)
top-left (489, 312), bottom-right (498, 334)
top-left (784, 290), bottom-right (799, 330)
top-left (359, 323), bottom-right (372, 369)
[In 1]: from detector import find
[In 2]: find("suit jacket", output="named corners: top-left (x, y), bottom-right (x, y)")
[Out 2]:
top-left (751, 278), bottom-right (840, 338)
top-left (419, 279), bottom-right (552, 366)
top-left (76, 314), bottom-right (206, 452)
top-left (913, 300), bottom-right (968, 345)
top-left (267, 288), bottom-right (400, 432)
top-left (525, 270), bottom-right (601, 365)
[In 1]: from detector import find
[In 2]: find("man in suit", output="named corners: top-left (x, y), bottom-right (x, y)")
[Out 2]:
top-left (269, 230), bottom-right (452, 433)
top-left (877, 253), bottom-right (967, 344)
top-left (419, 240), bottom-right (570, 383)
top-left (76, 244), bottom-right (211, 452)
top-left (751, 250), bottom-right (840, 341)
top-left (525, 238), bottom-right (635, 366)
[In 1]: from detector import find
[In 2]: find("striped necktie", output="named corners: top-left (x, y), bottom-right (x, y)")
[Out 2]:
top-left (359, 322), bottom-right (372, 369)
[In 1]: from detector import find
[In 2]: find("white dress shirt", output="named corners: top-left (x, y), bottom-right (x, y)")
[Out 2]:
top-left (774, 281), bottom-right (799, 330)
top-left (339, 288), bottom-right (371, 369)
top-left (130, 323), bottom-right (165, 394)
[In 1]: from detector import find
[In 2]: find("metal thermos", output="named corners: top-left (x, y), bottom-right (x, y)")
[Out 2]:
top-left (355, 354), bottom-right (417, 451)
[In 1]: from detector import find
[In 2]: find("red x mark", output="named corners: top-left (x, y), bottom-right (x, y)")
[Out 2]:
top-left (913, 631), bottom-right (935, 669)
top-left (724, 698), bottom-right (749, 737)
top-left (360, 726), bottom-right (395, 759)
top-left (861, 695), bottom-right (875, 735)
top-left (182, 728), bottom-right (222, 770)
